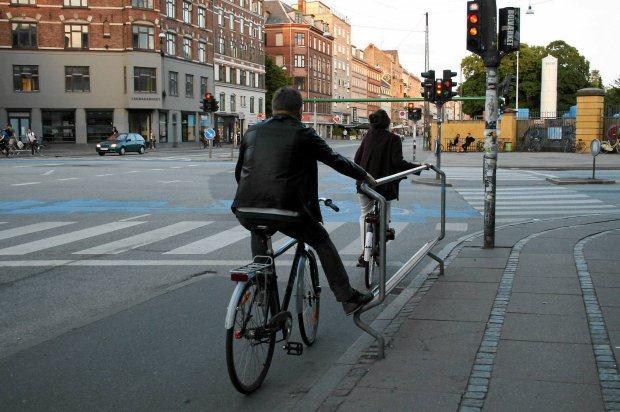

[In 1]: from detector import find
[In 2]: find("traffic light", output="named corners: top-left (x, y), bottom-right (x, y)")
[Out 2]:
top-left (202, 93), bottom-right (212, 112)
top-left (421, 70), bottom-right (435, 102)
top-left (412, 108), bottom-right (422, 121)
top-left (211, 95), bottom-right (219, 112)
top-left (442, 70), bottom-right (458, 101)
top-left (466, 1), bottom-right (483, 55)
top-left (406, 102), bottom-right (415, 120)
top-left (434, 79), bottom-right (443, 102)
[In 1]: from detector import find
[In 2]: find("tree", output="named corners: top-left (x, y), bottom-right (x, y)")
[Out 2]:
top-left (460, 40), bottom-right (591, 116)
top-left (605, 76), bottom-right (620, 107)
top-left (590, 70), bottom-right (603, 89)
top-left (265, 55), bottom-right (292, 117)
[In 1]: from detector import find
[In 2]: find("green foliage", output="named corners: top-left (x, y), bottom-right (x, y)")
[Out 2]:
top-left (590, 70), bottom-right (603, 89)
top-left (265, 55), bottom-right (292, 117)
top-left (605, 76), bottom-right (620, 107)
top-left (460, 40), bottom-right (592, 116)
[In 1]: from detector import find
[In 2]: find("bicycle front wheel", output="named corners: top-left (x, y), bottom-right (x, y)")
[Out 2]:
top-left (296, 249), bottom-right (320, 346)
top-left (226, 278), bottom-right (276, 394)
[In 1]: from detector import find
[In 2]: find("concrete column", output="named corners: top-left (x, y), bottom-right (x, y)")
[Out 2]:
top-left (576, 88), bottom-right (605, 153)
top-left (113, 108), bottom-right (128, 133)
top-left (31, 109), bottom-right (43, 138)
top-left (75, 109), bottom-right (87, 144)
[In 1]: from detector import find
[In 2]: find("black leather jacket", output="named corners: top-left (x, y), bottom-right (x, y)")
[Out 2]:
top-left (232, 114), bottom-right (367, 222)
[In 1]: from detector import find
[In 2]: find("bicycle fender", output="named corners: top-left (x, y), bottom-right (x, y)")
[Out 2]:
top-left (225, 281), bottom-right (247, 329)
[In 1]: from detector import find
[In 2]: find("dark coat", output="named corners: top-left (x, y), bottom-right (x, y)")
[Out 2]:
top-left (232, 114), bottom-right (367, 222)
top-left (354, 127), bottom-right (418, 201)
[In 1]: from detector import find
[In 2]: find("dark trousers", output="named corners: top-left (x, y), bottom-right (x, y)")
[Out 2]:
top-left (237, 216), bottom-right (355, 302)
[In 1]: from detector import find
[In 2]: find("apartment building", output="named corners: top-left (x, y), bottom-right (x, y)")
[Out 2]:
top-left (302, 0), bottom-right (350, 124)
top-left (264, 0), bottom-right (333, 137)
top-left (213, 0), bottom-right (266, 142)
top-left (1, 0), bottom-right (215, 144)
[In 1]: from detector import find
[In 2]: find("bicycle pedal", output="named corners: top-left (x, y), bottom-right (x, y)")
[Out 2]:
top-left (284, 341), bottom-right (303, 356)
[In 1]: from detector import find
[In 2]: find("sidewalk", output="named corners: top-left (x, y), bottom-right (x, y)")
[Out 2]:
top-left (305, 215), bottom-right (620, 411)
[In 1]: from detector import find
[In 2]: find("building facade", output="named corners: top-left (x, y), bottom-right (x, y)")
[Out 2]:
top-left (264, 0), bottom-right (333, 137)
top-left (1, 0), bottom-right (216, 144)
top-left (367, 63), bottom-right (381, 116)
top-left (303, 0), bottom-right (350, 124)
top-left (213, 0), bottom-right (266, 143)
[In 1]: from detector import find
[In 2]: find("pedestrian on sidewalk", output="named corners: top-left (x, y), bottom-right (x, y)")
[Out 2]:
top-left (149, 132), bottom-right (156, 150)
top-left (214, 130), bottom-right (221, 148)
top-left (353, 109), bottom-right (422, 267)
top-left (462, 132), bottom-right (475, 152)
top-left (27, 128), bottom-right (37, 155)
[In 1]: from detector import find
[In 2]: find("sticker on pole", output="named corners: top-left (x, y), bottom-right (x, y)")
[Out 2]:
top-left (332, 115), bottom-right (342, 124)
top-left (204, 128), bottom-right (216, 140)
top-left (398, 110), bottom-right (407, 119)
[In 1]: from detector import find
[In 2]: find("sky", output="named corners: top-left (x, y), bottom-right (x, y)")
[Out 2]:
top-left (296, 0), bottom-right (620, 86)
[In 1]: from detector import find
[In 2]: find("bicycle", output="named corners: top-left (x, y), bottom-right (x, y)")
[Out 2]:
top-left (225, 198), bottom-right (339, 394)
top-left (362, 201), bottom-right (382, 288)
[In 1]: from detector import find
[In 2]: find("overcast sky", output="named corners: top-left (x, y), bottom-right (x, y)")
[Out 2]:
top-left (297, 0), bottom-right (619, 86)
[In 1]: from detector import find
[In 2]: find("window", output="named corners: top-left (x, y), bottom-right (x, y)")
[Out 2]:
top-left (230, 68), bottom-right (237, 84)
top-left (183, 37), bottom-right (192, 59)
top-left (248, 22), bottom-right (253, 38)
top-left (275, 55), bottom-right (284, 67)
top-left (294, 32), bottom-right (305, 46)
top-left (132, 0), bottom-right (152, 9)
top-left (132, 25), bottom-right (154, 50)
top-left (275, 33), bottom-right (283, 46)
top-left (42, 110), bottom-right (76, 143)
top-left (166, 0), bottom-right (175, 17)
top-left (294, 76), bottom-right (306, 91)
top-left (240, 96), bottom-right (246, 107)
top-left (182, 1), bottom-right (192, 23)
top-left (258, 98), bottom-right (263, 114)
top-left (198, 7), bottom-right (206, 28)
top-left (166, 33), bottom-right (176, 55)
top-left (86, 110), bottom-right (113, 143)
top-left (13, 65), bottom-right (39, 92)
top-left (217, 9), bottom-right (224, 26)
top-left (133, 67), bottom-right (156, 93)
top-left (12, 23), bottom-right (37, 49)
top-left (185, 74), bottom-right (193, 97)
top-left (64, 24), bottom-right (88, 49)
top-left (230, 94), bottom-right (236, 112)
top-left (65, 66), bottom-right (90, 92)
top-left (219, 93), bottom-right (225, 111)
top-left (218, 65), bottom-right (226, 82)
top-left (200, 76), bottom-right (208, 96)
top-left (198, 41), bottom-right (206, 63)
top-left (294, 54), bottom-right (305, 68)
top-left (218, 37), bottom-right (224, 54)
top-left (249, 96), bottom-right (255, 113)
top-left (229, 13), bottom-right (234, 30)
top-left (240, 70), bottom-right (246, 86)
top-left (64, 0), bottom-right (87, 6)
top-left (159, 111), bottom-right (168, 143)
top-left (169, 71), bottom-right (178, 96)
top-left (11, 0), bottom-right (36, 4)
top-left (239, 18), bottom-right (244, 34)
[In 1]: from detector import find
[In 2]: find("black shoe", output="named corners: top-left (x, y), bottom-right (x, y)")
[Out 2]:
top-left (386, 228), bottom-right (395, 241)
top-left (342, 290), bottom-right (374, 316)
top-left (356, 254), bottom-right (368, 268)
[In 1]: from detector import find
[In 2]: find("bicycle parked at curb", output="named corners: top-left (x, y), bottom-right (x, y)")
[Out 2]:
top-left (225, 198), bottom-right (340, 394)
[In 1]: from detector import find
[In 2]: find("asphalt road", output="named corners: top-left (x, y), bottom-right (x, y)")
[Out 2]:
top-left (1, 140), bottom-right (619, 410)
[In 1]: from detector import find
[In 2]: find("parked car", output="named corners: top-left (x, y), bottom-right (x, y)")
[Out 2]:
top-left (96, 133), bottom-right (146, 156)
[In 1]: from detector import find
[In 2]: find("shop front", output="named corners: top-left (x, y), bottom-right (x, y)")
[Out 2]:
top-left (86, 110), bottom-right (114, 142)
top-left (215, 113), bottom-right (240, 144)
top-left (42, 109), bottom-right (76, 143)
top-left (128, 109), bottom-right (153, 138)
top-left (7, 110), bottom-right (31, 142)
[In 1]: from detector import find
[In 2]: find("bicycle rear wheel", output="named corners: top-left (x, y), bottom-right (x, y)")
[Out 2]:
top-left (364, 222), bottom-right (379, 289)
top-left (296, 249), bottom-right (320, 346)
top-left (226, 277), bottom-right (276, 394)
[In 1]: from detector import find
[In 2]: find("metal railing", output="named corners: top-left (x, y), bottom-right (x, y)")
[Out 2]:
top-left (355, 164), bottom-right (446, 359)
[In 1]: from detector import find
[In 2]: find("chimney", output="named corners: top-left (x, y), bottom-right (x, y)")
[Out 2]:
top-left (295, 0), bottom-right (306, 13)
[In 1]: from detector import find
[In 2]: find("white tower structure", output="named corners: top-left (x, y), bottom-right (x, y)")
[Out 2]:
top-left (540, 55), bottom-right (558, 117)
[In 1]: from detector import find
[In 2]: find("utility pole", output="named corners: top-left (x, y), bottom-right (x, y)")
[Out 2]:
top-left (423, 12), bottom-right (430, 150)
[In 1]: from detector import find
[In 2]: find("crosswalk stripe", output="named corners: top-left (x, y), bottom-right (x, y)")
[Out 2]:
top-left (461, 194), bottom-right (591, 201)
top-left (0, 222), bottom-right (74, 241)
top-left (74, 221), bottom-right (212, 255)
top-left (340, 222), bottom-right (409, 254)
top-left (0, 222), bottom-right (145, 256)
top-left (456, 187), bottom-right (568, 192)
top-left (466, 200), bottom-right (604, 206)
top-left (470, 205), bottom-right (612, 211)
top-left (164, 225), bottom-right (248, 255)
top-left (271, 222), bottom-right (346, 254)
top-left (456, 189), bottom-right (568, 195)
top-left (480, 210), bottom-right (620, 216)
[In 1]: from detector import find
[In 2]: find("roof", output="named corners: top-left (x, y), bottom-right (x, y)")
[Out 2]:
top-left (264, 1), bottom-right (293, 24)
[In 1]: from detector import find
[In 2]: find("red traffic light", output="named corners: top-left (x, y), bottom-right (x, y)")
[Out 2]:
top-left (205, 92), bottom-right (212, 100)
top-left (468, 13), bottom-right (478, 24)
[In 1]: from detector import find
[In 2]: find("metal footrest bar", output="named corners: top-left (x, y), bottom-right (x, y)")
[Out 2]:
top-left (354, 164), bottom-right (446, 359)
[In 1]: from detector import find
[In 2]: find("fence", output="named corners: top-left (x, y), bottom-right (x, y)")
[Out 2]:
top-left (516, 116), bottom-right (576, 152)
top-left (603, 105), bottom-right (620, 146)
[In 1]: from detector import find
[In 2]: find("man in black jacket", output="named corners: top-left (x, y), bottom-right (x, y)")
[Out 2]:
top-left (232, 87), bottom-right (376, 315)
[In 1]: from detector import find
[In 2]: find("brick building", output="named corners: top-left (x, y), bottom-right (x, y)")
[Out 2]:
top-left (0, 0), bottom-right (218, 144)
top-left (213, 0), bottom-right (266, 142)
top-left (367, 63), bottom-right (381, 116)
top-left (264, 0), bottom-right (333, 138)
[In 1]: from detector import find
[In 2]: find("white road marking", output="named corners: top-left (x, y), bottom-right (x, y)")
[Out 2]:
top-left (11, 182), bottom-right (41, 186)
top-left (44, 163), bottom-right (62, 166)
top-left (0, 259), bottom-right (363, 267)
top-left (437, 222), bottom-right (469, 232)
top-left (0, 221), bottom-right (145, 255)
top-left (127, 171), bottom-right (142, 174)
top-left (466, 200), bottom-right (605, 206)
top-left (164, 225), bottom-right (249, 255)
top-left (158, 180), bottom-right (192, 184)
top-left (148, 168), bottom-right (164, 171)
top-left (42, 170), bottom-right (55, 176)
top-left (74, 221), bottom-right (212, 255)
top-left (57, 178), bottom-right (79, 181)
top-left (96, 173), bottom-right (115, 177)
top-left (340, 222), bottom-right (408, 254)
top-left (271, 222), bottom-right (347, 255)
top-left (119, 214), bottom-right (152, 222)
top-left (0, 222), bottom-right (74, 241)
top-left (461, 194), bottom-right (591, 201)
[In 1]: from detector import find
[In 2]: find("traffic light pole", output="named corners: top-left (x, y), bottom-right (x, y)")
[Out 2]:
top-left (435, 103), bottom-right (443, 180)
top-left (482, 66), bottom-right (499, 248)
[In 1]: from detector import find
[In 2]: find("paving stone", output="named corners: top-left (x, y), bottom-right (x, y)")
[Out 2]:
top-left (338, 388), bottom-right (461, 412)
top-left (443, 267), bottom-right (503, 284)
top-left (391, 319), bottom-right (484, 355)
top-left (597, 290), bottom-right (620, 309)
top-left (523, 240), bottom-right (578, 254)
top-left (410, 298), bottom-right (494, 322)
top-left (448, 257), bottom-right (508, 269)
top-left (423, 282), bottom-right (499, 301)
top-left (484, 377), bottom-right (603, 412)
top-left (591, 273), bottom-right (620, 288)
top-left (501, 312), bottom-right (590, 344)
top-left (493, 340), bottom-right (598, 384)
top-left (508, 292), bottom-right (585, 315)
top-left (458, 247), bottom-right (512, 259)
top-left (512, 276), bottom-right (581, 295)
top-left (588, 261), bottom-right (620, 274)
top-left (516, 254), bottom-right (578, 276)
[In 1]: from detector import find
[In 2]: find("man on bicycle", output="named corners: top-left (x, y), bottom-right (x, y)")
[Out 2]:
top-left (232, 87), bottom-right (376, 315)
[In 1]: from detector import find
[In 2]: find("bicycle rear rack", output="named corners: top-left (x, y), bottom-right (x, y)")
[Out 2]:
top-left (356, 164), bottom-right (446, 359)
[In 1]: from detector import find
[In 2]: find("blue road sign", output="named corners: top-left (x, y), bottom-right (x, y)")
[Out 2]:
top-left (204, 128), bottom-right (216, 140)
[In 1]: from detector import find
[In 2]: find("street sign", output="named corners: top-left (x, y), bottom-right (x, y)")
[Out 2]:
top-left (256, 113), bottom-right (266, 121)
top-left (398, 110), bottom-right (407, 119)
top-left (591, 139), bottom-right (601, 157)
top-left (204, 128), bottom-right (216, 140)
top-left (332, 115), bottom-right (342, 124)
top-left (499, 7), bottom-right (520, 54)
